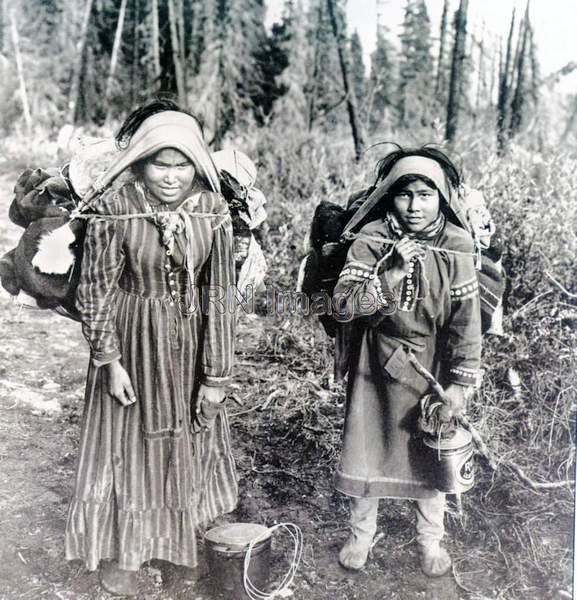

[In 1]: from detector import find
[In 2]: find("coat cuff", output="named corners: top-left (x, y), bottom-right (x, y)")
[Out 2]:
top-left (447, 366), bottom-right (480, 387)
top-left (201, 374), bottom-right (232, 387)
top-left (91, 349), bottom-right (121, 368)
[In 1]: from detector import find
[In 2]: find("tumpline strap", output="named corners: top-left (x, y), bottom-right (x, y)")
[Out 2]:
top-left (340, 182), bottom-right (389, 240)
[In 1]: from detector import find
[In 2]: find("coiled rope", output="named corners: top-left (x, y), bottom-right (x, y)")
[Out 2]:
top-left (243, 523), bottom-right (303, 600)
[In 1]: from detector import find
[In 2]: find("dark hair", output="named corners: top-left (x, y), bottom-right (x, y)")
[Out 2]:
top-left (115, 97), bottom-right (204, 150)
top-left (374, 144), bottom-right (462, 190)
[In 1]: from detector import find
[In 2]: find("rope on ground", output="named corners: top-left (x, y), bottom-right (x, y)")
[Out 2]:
top-left (243, 523), bottom-right (303, 600)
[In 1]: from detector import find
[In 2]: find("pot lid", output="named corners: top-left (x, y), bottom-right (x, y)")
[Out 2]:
top-left (204, 522), bottom-right (271, 549)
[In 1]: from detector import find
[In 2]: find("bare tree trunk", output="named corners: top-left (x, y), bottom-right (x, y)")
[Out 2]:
top-left (10, 11), bottom-right (32, 130)
top-left (363, 71), bottom-right (379, 132)
top-left (178, 0), bottom-right (185, 50)
top-left (474, 22), bottom-right (485, 117)
top-left (445, 0), bottom-right (469, 143)
top-left (167, 0), bottom-right (186, 105)
top-left (104, 0), bottom-right (129, 118)
top-left (509, 5), bottom-right (530, 136)
top-left (60, 0), bottom-right (71, 56)
top-left (189, 0), bottom-right (201, 75)
top-left (434, 0), bottom-right (449, 98)
top-left (497, 8), bottom-right (516, 152)
top-left (560, 95), bottom-right (577, 143)
top-left (67, 0), bottom-right (95, 124)
top-left (488, 44), bottom-right (498, 108)
top-left (212, 54), bottom-right (226, 148)
top-left (130, 0), bottom-right (140, 106)
top-left (0, 0), bottom-right (5, 54)
top-left (528, 25), bottom-right (539, 105)
top-left (151, 0), bottom-right (161, 85)
top-left (325, 0), bottom-right (365, 160)
top-left (507, 14), bottom-right (524, 110)
top-left (177, 0), bottom-right (186, 83)
top-left (307, 1), bottom-right (324, 131)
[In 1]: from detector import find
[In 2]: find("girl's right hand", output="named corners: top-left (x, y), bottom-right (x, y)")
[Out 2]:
top-left (105, 360), bottom-right (137, 407)
top-left (385, 238), bottom-right (425, 287)
top-left (391, 238), bottom-right (424, 273)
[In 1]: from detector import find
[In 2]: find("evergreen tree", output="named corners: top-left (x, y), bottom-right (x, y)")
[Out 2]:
top-left (271, 0), bottom-right (311, 128)
top-left (397, 0), bottom-right (434, 127)
top-left (9, 0), bottom-right (80, 125)
top-left (193, 0), bottom-right (269, 143)
top-left (349, 30), bottom-right (366, 118)
top-left (252, 17), bottom-right (289, 118)
top-left (434, 0), bottom-right (450, 106)
top-left (186, 0), bottom-right (205, 77)
top-left (305, 0), bottom-right (343, 130)
top-left (367, 29), bottom-right (396, 131)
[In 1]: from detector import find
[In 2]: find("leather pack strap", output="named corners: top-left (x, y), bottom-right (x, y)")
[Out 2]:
top-left (340, 181), bottom-right (389, 241)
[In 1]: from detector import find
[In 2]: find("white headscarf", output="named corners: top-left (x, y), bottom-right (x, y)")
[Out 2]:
top-left (92, 111), bottom-right (221, 194)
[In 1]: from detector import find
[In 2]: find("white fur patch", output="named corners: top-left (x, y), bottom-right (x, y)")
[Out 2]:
top-left (14, 291), bottom-right (40, 308)
top-left (32, 225), bottom-right (77, 274)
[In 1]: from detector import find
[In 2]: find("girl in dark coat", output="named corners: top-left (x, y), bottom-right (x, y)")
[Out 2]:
top-left (333, 148), bottom-right (481, 577)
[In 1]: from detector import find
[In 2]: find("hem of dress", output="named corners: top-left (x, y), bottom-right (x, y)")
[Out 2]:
top-left (335, 471), bottom-right (440, 500)
top-left (65, 495), bottom-right (238, 572)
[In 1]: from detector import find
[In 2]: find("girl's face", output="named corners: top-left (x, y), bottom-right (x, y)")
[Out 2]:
top-left (142, 148), bottom-right (196, 205)
top-left (392, 180), bottom-right (440, 233)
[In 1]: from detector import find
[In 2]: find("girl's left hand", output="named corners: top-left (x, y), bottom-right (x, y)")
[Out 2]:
top-left (195, 384), bottom-right (226, 431)
top-left (438, 384), bottom-right (467, 422)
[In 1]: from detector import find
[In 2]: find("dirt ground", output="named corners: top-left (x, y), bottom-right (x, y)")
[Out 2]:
top-left (0, 172), bottom-right (571, 600)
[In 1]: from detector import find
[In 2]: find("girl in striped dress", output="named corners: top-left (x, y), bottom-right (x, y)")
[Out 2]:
top-left (65, 102), bottom-right (238, 595)
top-left (333, 148), bottom-right (482, 577)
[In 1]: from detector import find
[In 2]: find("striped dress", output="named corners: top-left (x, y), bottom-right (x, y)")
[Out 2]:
top-left (65, 182), bottom-right (238, 572)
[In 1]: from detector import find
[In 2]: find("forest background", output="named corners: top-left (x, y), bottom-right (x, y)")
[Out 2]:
top-left (0, 0), bottom-right (576, 599)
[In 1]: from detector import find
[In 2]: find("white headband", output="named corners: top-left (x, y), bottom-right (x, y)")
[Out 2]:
top-left (380, 156), bottom-right (452, 202)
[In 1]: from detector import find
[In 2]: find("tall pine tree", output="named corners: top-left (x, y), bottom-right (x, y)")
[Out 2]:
top-left (367, 29), bottom-right (396, 131)
top-left (305, 0), bottom-right (343, 131)
top-left (349, 30), bottom-right (366, 120)
top-left (193, 0), bottom-right (269, 143)
top-left (271, 0), bottom-right (311, 128)
top-left (397, 0), bottom-right (433, 128)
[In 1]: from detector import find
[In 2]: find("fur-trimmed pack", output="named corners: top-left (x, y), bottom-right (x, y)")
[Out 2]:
top-left (0, 145), bottom-right (267, 319)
